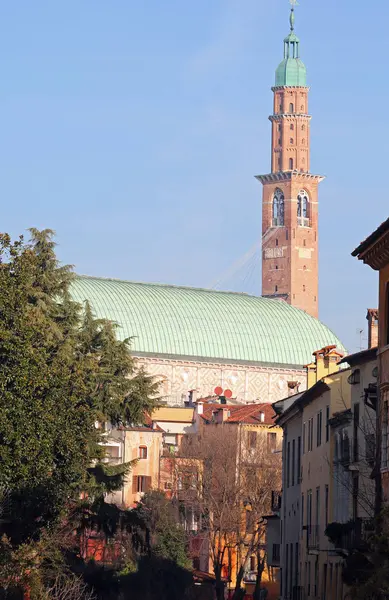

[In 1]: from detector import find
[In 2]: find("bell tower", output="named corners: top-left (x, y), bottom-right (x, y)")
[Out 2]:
top-left (256, 2), bottom-right (324, 318)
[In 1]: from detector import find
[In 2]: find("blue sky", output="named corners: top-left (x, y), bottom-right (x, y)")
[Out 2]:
top-left (1, 0), bottom-right (386, 353)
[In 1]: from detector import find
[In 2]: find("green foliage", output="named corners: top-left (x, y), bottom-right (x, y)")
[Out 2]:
top-left (132, 491), bottom-right (191, 569)
top-left (0, 229), bottom-right (159, 586)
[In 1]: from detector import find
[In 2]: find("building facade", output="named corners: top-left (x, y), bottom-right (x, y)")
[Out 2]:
top-left (257, 5), bottom-right (323, 318)
top-left (71, 277), bottom-right (344, 408)
top-left (353, 217), bottom-right (389, 504)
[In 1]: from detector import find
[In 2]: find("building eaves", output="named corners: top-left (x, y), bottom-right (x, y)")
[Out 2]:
top-left (274, 380), bottom-right (330, 426)
top-left (352, 217), bottom-right (389, 257)
top-left (338, 346), bottom-right (377, 367)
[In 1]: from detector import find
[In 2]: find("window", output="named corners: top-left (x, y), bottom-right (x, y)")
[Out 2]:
top-left (317, 410), bottom-right (322, 447)
top-left (326, 405), bottom-right (330, 442)
top-left (246, 510), bottom-right (254, 533)
top-left (286, 229), bottom-right (289, 240)
top-left (272, 189), bottom-right (285, 226)
top-left (289, 103), bottom-right (294, 113)
top-left (290, 124), bottom-right (294, 131)
top-left (366, 433), bottom-right (375, 466)
top-left (316, 487), bottom-right (320, 536)
top-left (250, 556), bottom-right (256, 571)
top-left (383, 400), bottom-right (388, 468)
top-left (278, 138), bottom-right (282, 145)
top-left (287, 441), bottom-right (291, 487)
top-left (278, 124), bottom-right (282, 131)
top-left (325, 484), bottom-right (329, 526)
top-left (289, 158), bottom-right (294, 170)
top-left (279, 104), bottom-right (283, 113)
top-left (275, 265), bottom-right (278, 270)
top-left (286, 545), bottom-right (289, 595)
top-left (307, 560), bottom-right (311, 597)
top-left (300, 104), bottom-right (304, 111)
top-left (297, 436), bottom-right (301, 482)
top-left (133, 475), bottom-right (151, 494)
top-left (301, 493), bottom-right (304, 529)
top-left (275, 285), bottom-right (278, 293)
top-left (302, 422), bottom-right (306, 454)
top-left (353, 403), bottom-right (360, 462)
top-left (139, 446), bottom-right (148, 459)
top-left (297, 190), bottom-right (309, 225)
top-left (248, 431), bottom-right (257, 449)
top-left (292, 439), bottom-right (296, 486)
top-left (302, 138), bottom-right (305, 145)
top-left (386, 284), bottom-right (389, 344)
top-left (303, 239), bottom-right (306, 247)
top-left (302, 124), bottom-right (305, 131)
top-left (193, 557), bottom-right (200, 570)
top-left (276, 238), bottom-right (279, 246)
top-left (352, 474), bottom-right (359, 520)
top-left (290, 137), bottom-right (294, 144)
top-left (267, 432), bottom-right (277, 452)
top-left (272, 544), bottom-right (280, 562)
top-left (308, 417), bottom-right (313, 451)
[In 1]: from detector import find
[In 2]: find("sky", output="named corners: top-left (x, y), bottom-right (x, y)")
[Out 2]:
top-left (1, 0), bottom-right (387, 353)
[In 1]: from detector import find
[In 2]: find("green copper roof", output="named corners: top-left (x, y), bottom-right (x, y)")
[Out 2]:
top-left (71, 276), bottom-right (344, 368)
top-left (275, 6), bottom-right (307, 87)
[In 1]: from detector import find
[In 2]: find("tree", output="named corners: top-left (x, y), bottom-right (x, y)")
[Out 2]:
top-left (175, 423), bottom-right (281, 600)
top-left (0, 229), bottom-right (159, 596)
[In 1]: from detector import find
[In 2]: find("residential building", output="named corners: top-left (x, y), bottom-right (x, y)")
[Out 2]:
top-left (275, 341), bottom-right (378, 600)
top-left (352, 217), bottom-right (389, 504)
top-left (108, 417), bottom-right (163, 507)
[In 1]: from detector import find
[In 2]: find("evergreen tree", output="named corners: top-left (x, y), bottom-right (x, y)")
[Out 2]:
top-left (0, 229), bottom-right (159, 584)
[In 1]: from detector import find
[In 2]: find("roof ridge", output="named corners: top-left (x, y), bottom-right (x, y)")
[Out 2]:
top-left (76, 274), bottom-right (253, 298)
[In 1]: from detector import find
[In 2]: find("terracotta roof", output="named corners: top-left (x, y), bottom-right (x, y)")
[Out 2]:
top-left (352, 217), bottom-right (389, 257)
top-left (201, 403), bottom-right (277, 425)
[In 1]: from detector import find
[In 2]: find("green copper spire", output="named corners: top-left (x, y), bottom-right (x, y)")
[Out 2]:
top-left (275, 1), bottom-right (307, 87)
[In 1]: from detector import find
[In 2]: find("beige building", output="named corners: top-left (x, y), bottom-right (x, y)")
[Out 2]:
top-left (275, 342), bottom-right (378, 600)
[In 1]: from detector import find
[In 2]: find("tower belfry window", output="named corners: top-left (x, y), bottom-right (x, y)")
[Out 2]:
top-left (289, 158), bottom-right (294, 170)
top-left (289, 103), bottom-right (294, 113)
top-left (297, 190), bottom-right (310, 227)
top-left (272, 189), bottom-right (285, 227)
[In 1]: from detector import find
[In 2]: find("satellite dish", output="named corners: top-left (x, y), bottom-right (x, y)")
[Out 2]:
top-left (224, 389), bottom-right (233, 399)
top-left (214, 386), bottom-right (223, 396)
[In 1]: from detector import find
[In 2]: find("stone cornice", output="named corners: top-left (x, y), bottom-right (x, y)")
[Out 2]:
top-left (271, 86), bottom-right (310, 92)
top-left (255, 171), bottom-right (325, 184)
top-left (269, 114), bottom-right (312, 122)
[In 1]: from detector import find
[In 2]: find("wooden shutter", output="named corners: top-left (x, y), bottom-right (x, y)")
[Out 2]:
top-left (132, 475), bottom-right (138, 493)
top-left (145, 476), bottom-right (152, 492)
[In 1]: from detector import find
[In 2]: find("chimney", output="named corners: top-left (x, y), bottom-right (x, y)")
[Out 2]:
top-left (366, 309), bottom-right (379, 349)
top-left (194, 401), bottom-right (204, 433)
top-left (214, 407), bottom-right (229, 424)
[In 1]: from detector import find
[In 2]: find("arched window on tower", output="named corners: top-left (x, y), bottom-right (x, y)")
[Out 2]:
top-left (272, 189), bottom-right (285, 227)
top-left (297, 190), bottom-right (310, 227)
top-left (289, 103), bottom-right (294, 113)
top-left (289, 158), bottom-right (294, 170)
top-left (290, 124), bottom-right (294, 131)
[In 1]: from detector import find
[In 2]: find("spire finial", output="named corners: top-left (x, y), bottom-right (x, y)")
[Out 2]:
top-left (289, 0), bottom-right (298, 31)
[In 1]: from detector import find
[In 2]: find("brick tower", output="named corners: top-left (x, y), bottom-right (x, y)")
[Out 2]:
top-left (256, 3), bottom-right (324, 318)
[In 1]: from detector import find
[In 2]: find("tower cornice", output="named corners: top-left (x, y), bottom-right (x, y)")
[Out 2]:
top-left (256, 171), bottom-right (325, 185)
top-left (269, 114), bottom-right (312, 122)
top-left (272, 86), bottom-right (310, 92)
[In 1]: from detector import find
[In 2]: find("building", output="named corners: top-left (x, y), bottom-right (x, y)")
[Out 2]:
top-left (69, 6), bottom-right (344, 409)
top-left (257, 4), bottom-right (323, 318)
top-left (175, 402), bottom-right (283, 599)
top-left (352, 217), bottom-right (389, 504)
top-left (71, 277), bottom-right (344, 407)
top-left (274, 343), bottom-right (378, 600)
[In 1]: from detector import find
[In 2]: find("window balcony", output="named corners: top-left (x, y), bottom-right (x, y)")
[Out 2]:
top-left (307, 524), bottom-right (319, 549)
top-left (297, 217), bottom-right (310, 228)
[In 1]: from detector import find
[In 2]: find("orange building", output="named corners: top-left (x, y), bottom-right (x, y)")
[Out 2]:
top-left (257, 4), bottom-right (323, 317)
top-left (352, 217), bottom-right (389, 504)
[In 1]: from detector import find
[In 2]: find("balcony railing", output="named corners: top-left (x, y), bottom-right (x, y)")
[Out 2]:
top-left (307, 524), bottom-right (319, 549)
top-left (297, 217), bottom-right (310, 228)
top-left (332, 518), bottom-right (374, 551)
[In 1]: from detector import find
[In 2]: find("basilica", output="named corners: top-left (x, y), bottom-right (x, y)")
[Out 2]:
top-left (71, 7), bottom-right (343, 405)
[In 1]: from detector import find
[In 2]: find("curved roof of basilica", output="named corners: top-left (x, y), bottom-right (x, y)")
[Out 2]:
top-left (71, 276), bottom-right (344, 368)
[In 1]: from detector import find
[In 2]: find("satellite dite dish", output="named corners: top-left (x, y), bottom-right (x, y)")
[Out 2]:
top-left (214, 386), bottom-right (223, 396)
top-left (224, 389), bottom-right (233, 399)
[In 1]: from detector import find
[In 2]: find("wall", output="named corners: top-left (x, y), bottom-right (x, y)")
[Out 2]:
top-left (122, 429), bottom-right (162, 507)
top-left (137, 355), bottom-right (307, 405)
